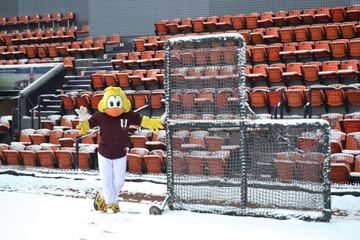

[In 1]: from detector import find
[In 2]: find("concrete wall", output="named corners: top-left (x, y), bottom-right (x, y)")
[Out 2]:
top-left (88, 0), bottom-right (353, 37)
top-left (208, 0), bottom-right (353, 16)
top-left (0, 0), bottom-right (356, 37)
top-left (88, 0), bottom-right (209, 37)
top-left (0, 0), bottom-right (18, 18)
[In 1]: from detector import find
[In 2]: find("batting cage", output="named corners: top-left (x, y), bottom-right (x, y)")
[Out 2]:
top-left (161, 33), bottom-right (331, 221)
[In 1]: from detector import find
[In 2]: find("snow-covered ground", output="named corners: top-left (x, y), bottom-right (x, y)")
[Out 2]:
top-left (0, 167), bottom-right (359, 240)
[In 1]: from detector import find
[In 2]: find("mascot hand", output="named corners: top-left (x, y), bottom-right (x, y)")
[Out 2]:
top-left (75, 106), bottom-right (91, 121)
top-left (75, 106), bottom-right (91, 135)
top-left (76, 121), bottom-right (90, 135)
top-left (141, 116), bottom-right (164, 132)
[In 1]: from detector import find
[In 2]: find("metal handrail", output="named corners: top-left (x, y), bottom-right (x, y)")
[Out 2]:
top-left (10, 107), bottom-right (18, 141)
top-left (74, 128), bottom-right (100, 169)
top-left (37, 94), bottom-right (58, 129)
top-left (29, 105), bottom-right (39, 129)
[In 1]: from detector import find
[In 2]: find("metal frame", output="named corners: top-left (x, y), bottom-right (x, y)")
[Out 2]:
top-left (165, 119), bottom-right (331, 221)
top-left (158, 33), bottom-right (331, 222)
top-left (163, 33), bottom-right (247, 213)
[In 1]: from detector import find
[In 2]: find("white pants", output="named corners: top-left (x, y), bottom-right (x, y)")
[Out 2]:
top-left (98, 153), bottom-right (127, 204)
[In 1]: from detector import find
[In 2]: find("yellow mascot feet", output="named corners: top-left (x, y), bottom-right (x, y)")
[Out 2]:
top-left (103, 203), bottom-right (120, 214)
top-left (94, 192), bottom-right (106, 211)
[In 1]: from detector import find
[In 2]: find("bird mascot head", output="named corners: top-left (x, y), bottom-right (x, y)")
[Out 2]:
top-left (97, 87), bottom-right (132, 117)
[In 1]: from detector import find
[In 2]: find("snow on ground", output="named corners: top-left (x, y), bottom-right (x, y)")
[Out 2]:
top-left (0, 168), bottom-right (359, 240)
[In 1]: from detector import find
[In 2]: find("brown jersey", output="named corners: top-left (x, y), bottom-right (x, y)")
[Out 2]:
top-left (89, 111), bottom-right (142, 159)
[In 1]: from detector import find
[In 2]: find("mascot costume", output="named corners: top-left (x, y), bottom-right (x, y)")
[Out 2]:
top-left (76, 86), bottom-right (165, 213)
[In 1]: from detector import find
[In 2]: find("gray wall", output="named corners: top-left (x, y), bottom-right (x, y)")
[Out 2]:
top-left (0, 0), bottom-right (18, 17)
top-left (209, 0), bottom-right (354, 16)
top-left (88, 0), bottom-right (354, 37)
top-left (0, 0), bottom-right (357, 37)
top-left (89, 0), bottom-right (209, 37)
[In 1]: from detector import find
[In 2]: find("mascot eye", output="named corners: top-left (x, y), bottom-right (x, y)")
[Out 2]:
top-left (115, 96), bottom-right (122, 107)
top-left (107, 96), bottom-right (116, 108)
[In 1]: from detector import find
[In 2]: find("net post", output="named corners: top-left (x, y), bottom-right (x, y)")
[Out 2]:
top-left (321, 121), bottom-right (332, 222)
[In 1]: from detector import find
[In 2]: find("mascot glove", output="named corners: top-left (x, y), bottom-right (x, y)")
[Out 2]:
top-left (76, 121), bottom-right (90, 135)
top-left (141, 116), bottom-right (164, 132)
top-left (75, 106), bottom-right (91, 121)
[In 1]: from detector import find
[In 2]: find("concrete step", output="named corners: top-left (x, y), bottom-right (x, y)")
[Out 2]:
top-left (75, 66), bottom-right (113, 76)
top-left (78, 70), bottom-right (102, 76)
top-left (65, 75), bottom-right (90, 80)
top-left (67, 79), bottom-right (91, 85)
top-left (42, 99), bottom-right (61, 104)
top-left (62, 84), bottom-right (92, 91)
top-left (43, 105), bottom-right (62, 111)
top-left (92, 61), bottom-right (112, 67)
top-left (38, 110), bottom-right (62, 116)
top-left (75, 65), bottom-right (113, 71)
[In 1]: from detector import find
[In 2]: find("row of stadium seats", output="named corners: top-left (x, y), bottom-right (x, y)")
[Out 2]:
top-left (0, 57), bottom-right (74, 70)
top-left (0, 27), bottom-right (76, 46)
top-left (1, 31), bottom-right (120, 47)
top-left (91, 69), bottom-right (164, 90)
top-left (240, 22), bottom-right (360, 45)
top-left (140, 21), bottom-right (360, 51)
top-left (0, 142), bottom-right (168, 174)
top-left (112, 39), bottom-right (360, 71)
top-left (2, 140), bottom-right (358, 181)
top-left (0, 142), bottom-right (94, 170)
top-left (247, 39), bottom-right (360, 64)
top-left (0, 12), bottom-right (74, 29)
top-left (57, 85), bottom-right (359, 119)
top-left (126, 62), bottom-right (358, 89)
top-left (169, 148), bottom-right (360, 182)
top-left (58, 89), bottom-right (165, 116)
top-left (273, 151), bottom-right (360, 183)
top-left (246, 60), bottom-right (360, 87)
top-left (111, 51), bottom-right (164, 70)
top-left (247, 86), bottom-right (360, 116)
top-left (17, 128), bottom-right (94, 146)
top-left (0, 41), bottom-right (106, 60)
top-left (154, 5), bottom-right (360, 35)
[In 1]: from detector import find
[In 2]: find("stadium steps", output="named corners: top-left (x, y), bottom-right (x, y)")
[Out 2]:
top-left (62, 84), bottom-right (92, 91)
top-left (92, 61), bottom-right (112, 67)
top-left (38, 110), bottom-right (62, 117)
top-left (75, 66), bottom-right (113, 76)
top-left (41, 98), bottom-right (62, 112)
top-left (67, 79), bottom-right (91, 85)
top-left (64, 75), bottom-right (90, 81)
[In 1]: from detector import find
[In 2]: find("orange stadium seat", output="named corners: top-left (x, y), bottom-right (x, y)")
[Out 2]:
top-left (127, 147), bottom-right (149, 173)
top-left (330, 7), bottom-right (346, 22)
top-left (346, 5), bottom-right (360, 21)
top-left (19, 150), bottom-right (38, 167)
top-left (271, 11), bottom-right (287, 27)
top-left (3, 150), bottom-right (22, 166)
top-left (55, 150), bottom-right (74, 169)
top-left (144, 150), bottom-right (165, 173)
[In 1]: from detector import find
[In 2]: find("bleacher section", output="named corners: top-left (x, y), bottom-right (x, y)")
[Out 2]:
top-left (0, 5), bottom-right (359, 185)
